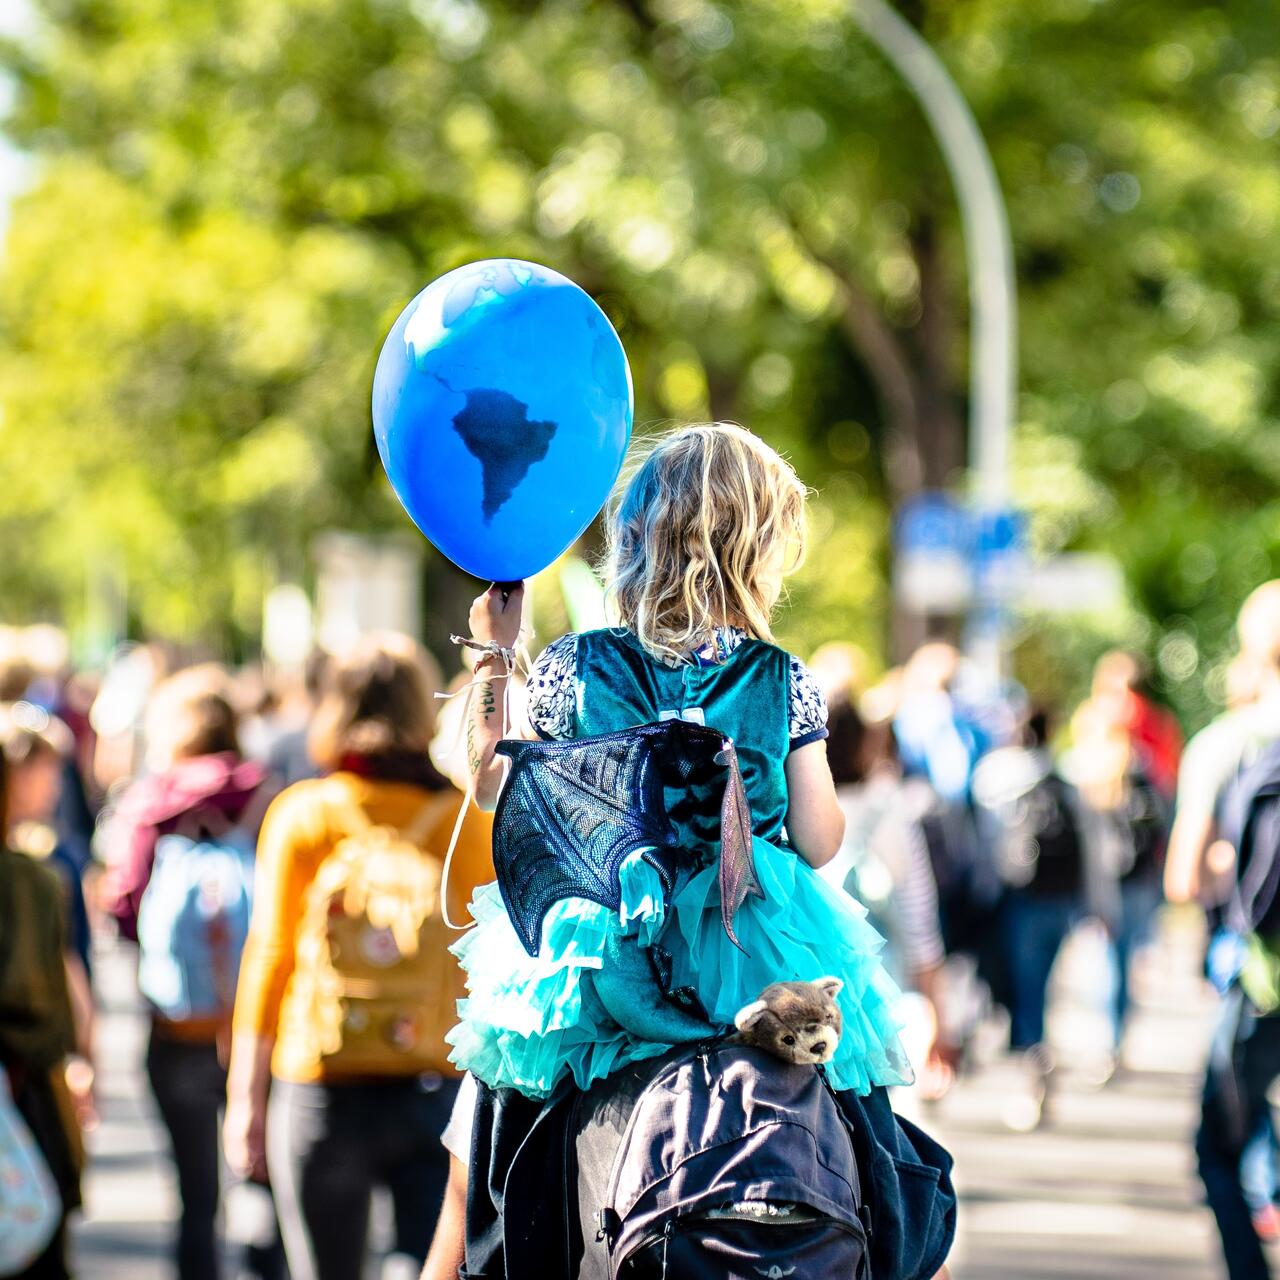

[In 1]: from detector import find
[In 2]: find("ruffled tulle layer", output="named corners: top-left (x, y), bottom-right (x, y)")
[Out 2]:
top-left (446, 843), bottom-right (912, 1099)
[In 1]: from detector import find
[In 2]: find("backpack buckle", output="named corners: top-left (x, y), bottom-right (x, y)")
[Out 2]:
top-left (595, 1206), bottom-right (620, 1245)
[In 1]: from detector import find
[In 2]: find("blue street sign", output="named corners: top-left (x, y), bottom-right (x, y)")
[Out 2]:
top-left (893, 494), bottom-right (1027, 612)
top-left (973, 506), bottom-right (1028, 604)
top-left (895, 492), bottom-right (971, 557)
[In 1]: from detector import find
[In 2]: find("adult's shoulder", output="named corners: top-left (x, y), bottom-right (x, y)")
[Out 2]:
top-left (529, 631), bottom-right (583, 678)
top-left (1176, 706), bottom-right (1262, 818)
top-left (0, 845), bottom-right (62, 897)
top-left (1182, 707), bottom-right (1253, 774)
top-left (734, 637), bottom-right (820, 682)
top-left (0, 846), bottom-right (64, 930)
top-left (728, 634), bottom-right (797, 669)
top-left (257, 775), bottom-right (347, 843)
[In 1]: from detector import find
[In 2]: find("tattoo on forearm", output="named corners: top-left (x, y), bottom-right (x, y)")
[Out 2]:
top-left (467, 681), bottom-right (498, 776)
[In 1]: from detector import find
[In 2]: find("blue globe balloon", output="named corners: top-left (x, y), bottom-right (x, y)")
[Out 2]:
top-left (372, 259), bottom-right (634, 582)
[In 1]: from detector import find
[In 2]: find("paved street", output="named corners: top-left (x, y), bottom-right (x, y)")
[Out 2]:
top-left (72, 941), bottom-right (172, 1279)
top-left (941, 913), bottom-right (1223, 1280)
top-left (75, 912), bottom-right (1232, 1279)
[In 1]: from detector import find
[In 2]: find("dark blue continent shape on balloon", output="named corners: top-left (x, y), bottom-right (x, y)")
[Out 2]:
top-left (450, 389), bottom-right (558, 522)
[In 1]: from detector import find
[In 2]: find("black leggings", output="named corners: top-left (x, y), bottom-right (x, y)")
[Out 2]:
top-left (146, 1031), bottom-right (285, 1280)
top-left (267, 1076), bottom-right (459, 1280)
top-left (146, 1033), bottom-right (227, 1280)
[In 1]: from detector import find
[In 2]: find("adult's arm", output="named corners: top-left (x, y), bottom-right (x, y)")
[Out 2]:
top-left (223, 1034), bottom-right (273, 1181)
top-left (465, 585), bottom-right (526, 811)
top-left (420, 1156), bottom-right (468, 1280)
top-left (897, 817), bottom-right (947, 979)
top-left (1164, 809), bottom-right (1216, 904)
top-left (225, 786), bottom-right (316, 1178)
top-left (1164, 723), bottom-right (1232, 904)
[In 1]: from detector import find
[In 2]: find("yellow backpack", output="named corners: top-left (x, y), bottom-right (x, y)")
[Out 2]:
top-left (289, 786), bottom-right (465, 1077)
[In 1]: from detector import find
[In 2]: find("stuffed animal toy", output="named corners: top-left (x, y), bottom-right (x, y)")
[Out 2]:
top-left (732, 978), bottom-right (844, 1066)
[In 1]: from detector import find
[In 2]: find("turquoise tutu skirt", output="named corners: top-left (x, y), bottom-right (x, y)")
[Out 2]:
top-left (446, 839), bottom-right (913, 1099)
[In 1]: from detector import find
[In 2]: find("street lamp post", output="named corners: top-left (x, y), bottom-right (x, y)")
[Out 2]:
top-left (848, 0), bottom-right (1018, 673)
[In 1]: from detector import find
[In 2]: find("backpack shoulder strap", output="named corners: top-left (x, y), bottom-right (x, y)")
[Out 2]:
top-left (325, 776), bottom-right (459, 849)
top-left (403, 790), bottom-right (464, 847)
top-left (321, 777), bottom-right (375, 853)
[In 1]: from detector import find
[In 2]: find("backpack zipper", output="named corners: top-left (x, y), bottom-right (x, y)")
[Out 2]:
top-left (618, 1207), bottom-right (866, 1276)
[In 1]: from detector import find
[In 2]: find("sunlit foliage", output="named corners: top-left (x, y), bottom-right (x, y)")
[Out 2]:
top-left (1, 0), bottom-right (1278, 726)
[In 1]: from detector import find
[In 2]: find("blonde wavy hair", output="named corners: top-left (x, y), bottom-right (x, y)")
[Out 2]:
top-left (604, 424), bottom-right (808, 663)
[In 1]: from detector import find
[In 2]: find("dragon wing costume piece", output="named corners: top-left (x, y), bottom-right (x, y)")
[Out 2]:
top-left (492, 720), bottom-right (765, 957)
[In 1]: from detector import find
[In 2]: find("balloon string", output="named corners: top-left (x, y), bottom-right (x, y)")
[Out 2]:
top-left (439, 771), bottom-right (479, 933)
top-left (435, 632), bottom-right (531, 931)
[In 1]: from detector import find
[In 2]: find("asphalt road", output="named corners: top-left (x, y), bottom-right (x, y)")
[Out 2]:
top-left (940, 913), bottom-right (1224, 1280)
top-left (73, 912), bottom-right (1233, 1279)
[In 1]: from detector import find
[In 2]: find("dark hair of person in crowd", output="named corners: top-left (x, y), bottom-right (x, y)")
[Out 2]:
top-left (240, 664), bottom-right (279, 721)
top-left (0, 654), bottom-right (34, 702)
top-left (307, 633), bottom-right (442, 770)
top-left (303, 647), bottom-right (331, 703)
top-left (826, 693), bottom-right (868, 788)
top-left (0, 705), bottom-right (74, 848)
top-left (1025, 707), bottom-right (1053, 750)
top-left (144, 664), bottom-right (241, 765)
top-left (826, 692), bottom-right (902, 789)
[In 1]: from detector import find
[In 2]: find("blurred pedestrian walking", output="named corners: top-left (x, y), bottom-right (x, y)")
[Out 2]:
top-left (99, 665), bottom-right (279, 1280)
top-left (1166, 581), bottom-right (1280, 1279)
top-left (0, 633), bottom-right (97, 863)
top-left (893, 644), bottom-right (1013, 1025)
top-left (973, 708), bottom-right (1090, 1127)
top-left (1088, 650), bottom-right (1183, 799)
top-left (0, 704), bottom-right (94, 1001)
top-left (237, 652), bottom-right (330, 790)
top-left (263, 652), bottom-right (330, 789)
top-left (224, 634), bottom-right (493, 1280)
top-left (0, 741), bottom-right (84, 1279)
top-left (1067, 655), bottom-right (1174, 1068)
top-left (821, 686), bottom-right (954, 1091)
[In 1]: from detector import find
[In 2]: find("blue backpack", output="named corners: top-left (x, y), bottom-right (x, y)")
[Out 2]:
top-left (137, 828), bottom-right (255, 1022)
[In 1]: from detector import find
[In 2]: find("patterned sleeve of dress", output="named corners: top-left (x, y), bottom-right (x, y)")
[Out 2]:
top-left (788, 656), bottom-right (830, 751)
top-left (526, 633), bottom-right (578, 741)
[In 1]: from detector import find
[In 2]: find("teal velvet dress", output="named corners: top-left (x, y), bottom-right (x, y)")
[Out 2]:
top-left (446, 628), bottom-right (912, 1099)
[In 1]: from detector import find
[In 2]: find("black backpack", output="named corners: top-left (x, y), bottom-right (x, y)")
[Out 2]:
top-left (1112, 770), bottom-right (1170, 883)
top-left (571, 1042), bottom-right (869, 1280)
top-left (984, 767), bottom-right (1086, 896)
top-left (463, 1052), bottom-right (955, 1280)
top-left (1220, 741), bottom-right (1280, 938)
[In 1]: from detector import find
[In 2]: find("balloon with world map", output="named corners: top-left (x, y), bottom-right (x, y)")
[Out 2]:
top-left (372, 259), bottom-right (633, 582)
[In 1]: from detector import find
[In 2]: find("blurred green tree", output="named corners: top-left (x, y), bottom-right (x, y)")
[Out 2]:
top-left (1, 0), bottom-right (1277, 726)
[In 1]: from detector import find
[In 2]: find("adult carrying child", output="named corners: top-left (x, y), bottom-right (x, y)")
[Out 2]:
top-left (446, 424), bottom-right (955, 1280)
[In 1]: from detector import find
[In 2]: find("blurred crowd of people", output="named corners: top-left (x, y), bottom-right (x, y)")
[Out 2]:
top-left (4, 582), bottom-right (1280, 1279)
top-left (0, 627), bottom-right (494, 1280)
top-left (812, 633), bottom-right (1178, 1127)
